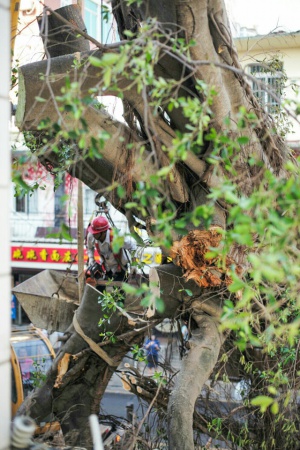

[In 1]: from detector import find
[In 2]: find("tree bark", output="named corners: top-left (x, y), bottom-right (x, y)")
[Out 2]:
top-left (149, 264), bottom-right (225, 449)
top-left (37, 4), bottom-right (90, 58)
top-left (168, 314), bottom-right (222, 450)
top-left (18, 283), bottom-right (144, 447)
top-left (148, 264), bottom-right (225, 317)
top-left (18, 264), bottom-right (224, 447)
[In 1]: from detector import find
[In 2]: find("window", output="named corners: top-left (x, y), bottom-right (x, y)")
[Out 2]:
top-left (15, 195), bottom-right (25, 213)
top-left (84, 0), bottom-right (115, 43)
top-left (84, 187), bottom-right (97, 214)
top-left (15, 190), bottom-right (38, 214)
top-left (248, 62), bottom-right (284, 114)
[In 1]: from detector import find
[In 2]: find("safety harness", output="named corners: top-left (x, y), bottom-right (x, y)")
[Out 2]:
top-left (94, 228), bottom-right (123, 273)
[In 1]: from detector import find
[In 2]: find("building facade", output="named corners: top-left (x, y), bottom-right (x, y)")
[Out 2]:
top-left (235, 31), bottom-right (300, 153)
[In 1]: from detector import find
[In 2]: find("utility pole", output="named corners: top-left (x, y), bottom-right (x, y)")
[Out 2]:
top-left (77, 180), bottom-right (85, 303)
top-left (77, 1), bottom-right (85, 303)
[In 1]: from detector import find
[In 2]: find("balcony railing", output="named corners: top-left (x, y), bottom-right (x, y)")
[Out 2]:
top-left (11, 211), bottom-right (127, 243)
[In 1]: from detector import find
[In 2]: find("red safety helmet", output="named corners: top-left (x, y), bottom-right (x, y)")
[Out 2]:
top-left (87, 216), bottom-right (110, 235)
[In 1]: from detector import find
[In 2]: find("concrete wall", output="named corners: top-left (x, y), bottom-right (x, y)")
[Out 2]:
top-left (0, 0), bottom-right (12, 446)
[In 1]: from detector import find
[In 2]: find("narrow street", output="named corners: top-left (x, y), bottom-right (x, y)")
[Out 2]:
top-left (101, 392), bottom-right (142, 421)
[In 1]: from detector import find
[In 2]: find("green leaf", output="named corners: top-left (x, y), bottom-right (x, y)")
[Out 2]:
top-left (237, 136), bottom-right (249, 145)
top-left (35, 96), bottom-right (46, 103)
top-left (156, 166), bottom-right (171, 177)
top-left (89, 56), bottom-right (103, 67)
top-left (101, 53), bottom-right (120, 66)
top-left (228, 276), bottom-right (245, 293)
top-left (61, 223), bottom-right (72, 241)
top-left (268, 386), bottom-right (277, 395)
top-left (251, 395), bottom-right (273, 412)
top-left (125, 202), bottom-right (138, 209)
top-left (103, 67), bottom-right (112, 87)
top-left (270, 401), bottom-right (279, 415)
top-left (123, 29), bottom-right (135, 38)
top-left (121, 283), bottom-right (137, 295)
top-left (117, 185), bottom-right (126, 199)
top-left (155, 297), bottom-right (165, 313)
top-left (179, 288), bottom-right (193, 296)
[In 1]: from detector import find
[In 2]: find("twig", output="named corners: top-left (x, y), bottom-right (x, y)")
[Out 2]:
top-left (128, 384), bottom-right (162, 450)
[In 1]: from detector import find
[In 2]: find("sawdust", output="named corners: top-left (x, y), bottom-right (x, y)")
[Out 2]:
top-left (170, 229), bottom-right (242, 288)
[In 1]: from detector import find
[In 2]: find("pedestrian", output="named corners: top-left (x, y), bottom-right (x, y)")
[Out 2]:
top-left (144, 334), bottom-right (161, 374)
top-left (86, 216), bottom-right (137, 284)
top-left (181, 319), bottom-right (189, 342)
top-left (11, 293), bottom-right (17, 322)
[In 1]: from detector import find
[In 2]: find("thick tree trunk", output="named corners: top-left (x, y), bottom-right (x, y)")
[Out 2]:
top-left (168, 314), bottom-right (222, 450)
top-left (149, 264), bottom-right (224, 449)
top-left (37, 5), bottom-right (90, 57)
top-left (18, 283), bottom-right (144, 447)
top-left (17, 60), bottom-right (189, 203)
top-left (19, 265), bottom-right (224, 447)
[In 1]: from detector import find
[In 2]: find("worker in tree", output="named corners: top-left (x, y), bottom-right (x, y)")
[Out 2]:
top-left (86, 216), bottom-right (137, 284)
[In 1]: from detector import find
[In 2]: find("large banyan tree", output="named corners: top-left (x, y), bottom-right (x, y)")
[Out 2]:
top-left (15, 1), bottom-right (300, 449)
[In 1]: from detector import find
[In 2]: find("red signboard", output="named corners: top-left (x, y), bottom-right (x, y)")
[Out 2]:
top-left (11, 245), bottom-right (162, 267)
top-left (11, 246), bottom-right (99, 265)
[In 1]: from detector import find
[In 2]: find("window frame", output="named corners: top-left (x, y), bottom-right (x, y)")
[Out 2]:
top-left (84, 0), bottom-right (114, 44)
top-left (84, 187), bottom-right (98, 215)
top-left (247, 62), bottom-right (284, 114)
top-left (14, 188), bottom-right (38, 214)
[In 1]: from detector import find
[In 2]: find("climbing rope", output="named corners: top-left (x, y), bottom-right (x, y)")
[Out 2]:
top-left (73, 311), bottom-right (119, 367)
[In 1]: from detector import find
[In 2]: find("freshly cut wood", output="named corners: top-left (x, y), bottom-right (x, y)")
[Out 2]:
top-left (170, 229), bottom-right (242, 287)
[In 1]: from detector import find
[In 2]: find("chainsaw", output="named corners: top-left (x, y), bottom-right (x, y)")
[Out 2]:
top-left (86, 261), bottom-right (105, 280)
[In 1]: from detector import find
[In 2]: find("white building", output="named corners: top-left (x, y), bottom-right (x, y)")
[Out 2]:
top-left (235, 31), bottom-right (300, 153)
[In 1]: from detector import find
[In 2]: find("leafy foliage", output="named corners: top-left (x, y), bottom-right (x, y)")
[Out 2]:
top-left (15, 6), bottom-right (300, 449)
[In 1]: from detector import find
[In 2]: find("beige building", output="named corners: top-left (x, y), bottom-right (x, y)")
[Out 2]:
top-left (235, 31), bottom-right (300, 152)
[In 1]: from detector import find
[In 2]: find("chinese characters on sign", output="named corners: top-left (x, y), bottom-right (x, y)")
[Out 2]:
top-left (11, 246), bottom-right (83, 264)
top-left (12, 247), bottom-right (162, 265)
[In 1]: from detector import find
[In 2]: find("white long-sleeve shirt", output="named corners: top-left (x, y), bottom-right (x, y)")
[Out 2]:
top-left (86, 229), bottom-right (137, 274)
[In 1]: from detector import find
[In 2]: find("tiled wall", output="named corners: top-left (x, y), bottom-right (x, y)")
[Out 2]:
top-left (0, 0), bottom-right (11, 446)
